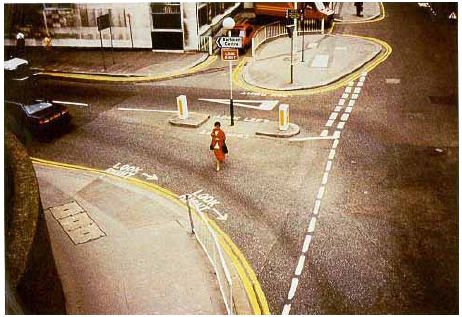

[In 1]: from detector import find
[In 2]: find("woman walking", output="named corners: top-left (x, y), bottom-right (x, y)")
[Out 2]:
top-left (210, 121), bottom-right (227, 171)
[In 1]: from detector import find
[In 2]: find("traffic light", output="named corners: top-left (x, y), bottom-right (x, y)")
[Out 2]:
top-left (286, 24), bottom-right (295, 39)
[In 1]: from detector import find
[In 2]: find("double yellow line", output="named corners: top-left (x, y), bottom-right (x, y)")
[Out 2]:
top-left (31, 157), bottom-right (270, 315)
top-left (38, 55), bottom-right (218, 83)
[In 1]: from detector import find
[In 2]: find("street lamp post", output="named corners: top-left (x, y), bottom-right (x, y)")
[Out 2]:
top-left (223, 17), bottom-right (236, 126)
top-left (300, 7), bottom-right (305, 62)
top-left (286, 24), bottom-right (295, 84)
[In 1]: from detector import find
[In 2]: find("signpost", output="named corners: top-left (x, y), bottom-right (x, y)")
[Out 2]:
top-left (97, 13), bottom-right (115, 69)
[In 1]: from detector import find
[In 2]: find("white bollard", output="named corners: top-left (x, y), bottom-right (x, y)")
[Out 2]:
top-left (279, 104), bottom-right (289, 131)
top-left (176, 95), bottom-right (189, 119)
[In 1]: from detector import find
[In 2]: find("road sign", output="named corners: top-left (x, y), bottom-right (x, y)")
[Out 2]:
top-left (286, 9), bottom-right (300, 19)
top-left (216, 36), bottom-right (242, 48)
top-left (97, 14), bottom-right (111, 31)
top-left (221, 48), bottom-right (239, 61)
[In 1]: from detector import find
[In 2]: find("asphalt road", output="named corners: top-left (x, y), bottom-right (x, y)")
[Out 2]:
top-left (14, 3), bottom-right (458, 314)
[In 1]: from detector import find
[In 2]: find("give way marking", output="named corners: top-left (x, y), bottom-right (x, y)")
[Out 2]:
top-left (198, 98), bottom-right (279, 111)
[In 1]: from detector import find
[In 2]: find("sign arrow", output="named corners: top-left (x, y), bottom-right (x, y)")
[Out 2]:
top-left (211, 208), bottom-right (228, 221)
top-left (199, 98), bottom-right (279, 111)
top-left (142, 173), bottom-right (158, 181)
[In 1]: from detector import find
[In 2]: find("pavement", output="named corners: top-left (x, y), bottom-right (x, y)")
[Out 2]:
top-left (32, 162), bottom-right (227, 314)
top-left (334, 2), bottom-right (382, 22)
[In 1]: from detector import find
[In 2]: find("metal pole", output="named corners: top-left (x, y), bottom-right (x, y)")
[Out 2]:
top-left (228, 30), bottom-right (234, 126)
top-left (290, 34), bottom-right (294, 84)
top-left (301, 8), bottom-right (305, 62)
top-left (109, 11), bottom-right (115, 65)
top-left (99, 30), bottom-right (106, 71)
top-left (186, 195), bottom-right (195, 234)
top-left (128, 14), bottom-right (134, 48)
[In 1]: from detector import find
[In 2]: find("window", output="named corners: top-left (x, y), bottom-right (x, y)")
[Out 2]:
top-left (151, 3), bottom-right (181, 29)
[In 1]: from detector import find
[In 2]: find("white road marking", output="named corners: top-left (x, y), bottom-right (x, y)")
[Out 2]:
top-left (118, 108), bottom-right (177, 113)
top-left (351, 93), bottom-right (359, 100)
top-left (344, 86), bottom-right (352, 93)
top-left (341, 93), bottom-right (349, 99)
top-left (345, 106), bottom-right (353, 113)
top-left (325, 119), bottom-right (334, 127)
top-left (295, 255), bottom-right (306, 276)
top-left (289, 135), bottom-right (339, 142)
top-left (321, 172), bottom-right (329, 185)
top-left (320, 129), bottom-right (329, 137)
top-left (329, 113), bottom-right (338, 120)
top-left (199, 98), bottom-right (279, 111)
top-left (334, 106), bottom-right (342, 112)
top-left (313, 200), bottom-right (321, 215)
top-left (348, 100), bottom-right (356, 107)
top-left (386, 78), bottom-right (400, 84)
top-left (325, 160), bottom-right (333, 172)
top-left (52, 100), bottom-right (89, 107)
top-left (333, 131), bottom-right (341, 138)
top-left (332, 139), bottom-right (339, 149)
top-left (361, 72), bottom-right (368, 76)
top-left (328, 149), bottom-right (336, 160)
top-left (338, 98), bottom-right (346, 106)
top-left (288, 278), bottom-right (299, 300)
top-left (308, 217), bottom-right (317, 233)
top-left (354, 87), bottom-right (361, 94)
top-left (282, 304), bottom-right (291, 315)
top-left (317, 186), bottom-right (325, 200)
top-left (359, 76), bottom-right (366, 83)
top-left (357, 81), bottom-right (364, 87)
top-left (302, 235), bottom-right (312, 252)
top-left (341, 113), bottom-right (350, 121)
top-left (337, 121), bottom-right (345, 129)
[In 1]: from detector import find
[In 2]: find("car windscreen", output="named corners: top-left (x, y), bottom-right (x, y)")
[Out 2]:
top-left (24, 102), bottom-right (53, 115)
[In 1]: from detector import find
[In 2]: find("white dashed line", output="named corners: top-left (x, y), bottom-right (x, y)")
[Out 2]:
top-left (325, 160), bottom-right (333, 172)
top-left (354, 87), bottom-right (361, 94)
top-left (333, 130), bottom-right (341, 138)
top-left (348, 100), bottom-right (356, 107)
top-left (308, 217), bottom-right (317, 233)
top-left (295, 255), bottom-right (306, 276)
top-left (332, 139), bottom-right (339, 149)
top-left (325, 119), bottom-right (334, 127)
top-left (328, 149), bottom-right (336, 160)
top-left (337, 121), bottom-right (345, 129)
top-left (357, 81), bottom-right (364, 87)
top-left (317, 186), bottom-right (325, 200)
top-left (345, 106), bottom-right (353, 113)
top-left (321, 172), bottom-right (329, 185)
top-left (341, 113), bottom-right (350, 121)
top-left (282, 304), bottom-right (291, 315)
top-left (344, 86), bottom-right (352, 93)
top-left (338, 98), bottom-right (346, 106)
top-left (288, 278), bottom-right (299, 300)
top-left (302, 235), bottom-right (312, 253)
top-left (359, 76), bottom-right (366, 83)
top-left (351, 93), bottom-right (359, 100)
top-left (341, 93), bottom-right (349, 99)
top-left (313, 200), bottom-right (321, 215)
top-left (329, 112), bottom-right (338, 120)
top-left (334, 106), bottom-right (342, 112)
top-left (320, 129), bottom-right (329, 137)
top-left (361, 72), bottom-right (368, 76)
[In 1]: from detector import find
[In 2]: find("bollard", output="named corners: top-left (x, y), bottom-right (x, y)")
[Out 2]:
top-left (279, 104), bottom-right (289, 131)
top-left (185, 195), bottom-right (195, 234)
top-left (176, 95), bottom-right (189, 120)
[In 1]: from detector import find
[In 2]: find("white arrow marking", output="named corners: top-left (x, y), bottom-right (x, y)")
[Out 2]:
top-left (52, 100), bottom-right (89, 107)
top-left (211, 208), bottom-right (228, 221)
top-left (199, 98), bottom-right (279, 111)
top-left (141, 173), bottom-right (158, 181)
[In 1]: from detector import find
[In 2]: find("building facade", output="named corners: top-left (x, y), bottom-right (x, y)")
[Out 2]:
top-left (4, 2), bottom-right (241, 51)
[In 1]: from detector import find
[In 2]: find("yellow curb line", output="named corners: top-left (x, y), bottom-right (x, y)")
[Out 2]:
top-left (38, 55), bottom-right (218, 83)
top-left (31, 157), bottom-right (270, 315)
top-left (233, 33), bottom-right (392, 97)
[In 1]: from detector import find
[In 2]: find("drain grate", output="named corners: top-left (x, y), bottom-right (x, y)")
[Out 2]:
top-left (49, 201), bottom-right (106, 245)
top-left (428, 95), bottom-right (457, 105)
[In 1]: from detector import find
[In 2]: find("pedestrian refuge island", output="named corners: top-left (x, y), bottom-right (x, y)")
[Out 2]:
top-left (169, 95), bottom-right (209, 128)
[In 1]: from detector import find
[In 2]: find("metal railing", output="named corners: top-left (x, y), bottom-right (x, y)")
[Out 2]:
top-left (252, 19), bottom-right (325, 58)
top-left (185, 196), bottom-right (234, 314)
top-left (199, 35), bottom-right (214, 55)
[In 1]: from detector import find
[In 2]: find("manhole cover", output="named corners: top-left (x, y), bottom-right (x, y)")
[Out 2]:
top-left (49, 201), bottom-right (106, 245)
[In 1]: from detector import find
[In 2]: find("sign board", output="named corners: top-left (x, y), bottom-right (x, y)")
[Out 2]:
top-left (286, 8), bottom-right (300, 19)
top-left (97, 14), bottom-right (111, 31)
top-left (221, 48), bottom-right (239, 61)
top-left (216, 36), bottom-right (242, 49)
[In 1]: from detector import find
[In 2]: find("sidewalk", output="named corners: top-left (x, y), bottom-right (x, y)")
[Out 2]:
top-left (334, 2), bottom-right (382, 22)
top-left (243, 34), bottom-right (382, 91)
top-left (22, 47), bottom-right (208, 77)
top-left (33, 163), bottom-right (226, 314)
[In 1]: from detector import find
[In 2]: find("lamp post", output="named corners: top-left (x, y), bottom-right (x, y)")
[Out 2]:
top-left (286, 24), bottom-right (295, 84)
top-left (223, 17), bottom-right (236, 126)
top-left (300, 7), bottom-right (305, 62)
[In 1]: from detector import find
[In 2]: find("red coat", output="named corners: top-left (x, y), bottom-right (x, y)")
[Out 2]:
top-left (211, 128), bottom-right (226, 161)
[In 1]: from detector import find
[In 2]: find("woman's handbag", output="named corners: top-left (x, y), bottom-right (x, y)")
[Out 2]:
top-left (222, 142), bottom-right (228, 154)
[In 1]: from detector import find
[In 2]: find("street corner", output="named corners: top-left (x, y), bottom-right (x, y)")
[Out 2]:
top-left (238, 33), bottom-right (388, 94)
top-left (168, 112), bottom-right (210, 128)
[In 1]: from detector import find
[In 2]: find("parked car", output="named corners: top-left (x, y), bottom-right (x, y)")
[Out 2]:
top-left (229, 20), bottom-right (255, 52)
top-left (4, 57), bottom-right (30, 82)
top-left (5, 100), bottom-right (71, 136)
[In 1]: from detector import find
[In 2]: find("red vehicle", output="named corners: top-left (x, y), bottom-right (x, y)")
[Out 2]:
top-left (229, 20), bottom-right (255, 52)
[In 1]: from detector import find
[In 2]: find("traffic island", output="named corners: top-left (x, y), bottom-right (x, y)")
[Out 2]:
top-left (255, 122), bottom-right (300, 138)
top-left (168, 112), bottom-right (210, 128)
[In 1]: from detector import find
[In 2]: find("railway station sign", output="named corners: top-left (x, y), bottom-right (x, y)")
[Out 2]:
top-left (216, 36), bottom-right (242, 48)
top-left (221, 48), bottom-right (239, 61)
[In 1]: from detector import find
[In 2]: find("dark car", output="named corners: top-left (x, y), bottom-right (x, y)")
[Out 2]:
top-left (5, 100), bottom-right (71, 136)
